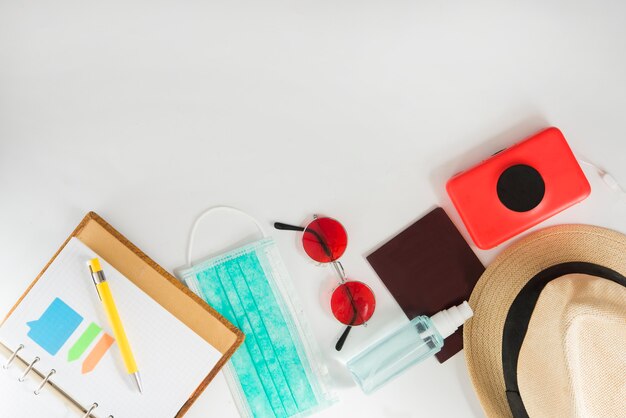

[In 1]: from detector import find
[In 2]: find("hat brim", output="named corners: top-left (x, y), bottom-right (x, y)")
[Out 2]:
top-left (463, 224), bottom-right (626, 418)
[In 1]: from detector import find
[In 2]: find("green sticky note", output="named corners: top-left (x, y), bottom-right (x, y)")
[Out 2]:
top-left (67, 322), bottom-right (102, 362)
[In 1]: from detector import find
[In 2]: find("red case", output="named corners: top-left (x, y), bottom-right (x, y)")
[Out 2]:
top-left (446, 127), bottom-right (590, 249)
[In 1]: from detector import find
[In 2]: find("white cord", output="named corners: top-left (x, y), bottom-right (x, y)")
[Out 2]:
top-left (186, 206), bottom-right (266, 267)
top-left (578, 158), bottom-right (626, 196)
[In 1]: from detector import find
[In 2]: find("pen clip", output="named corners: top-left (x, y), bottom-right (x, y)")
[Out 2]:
top-left (89, 265), bottom-right (102, 301)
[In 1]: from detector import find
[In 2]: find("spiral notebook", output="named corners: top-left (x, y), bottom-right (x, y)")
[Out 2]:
top-left (0, 213), bottom-right (244, 418)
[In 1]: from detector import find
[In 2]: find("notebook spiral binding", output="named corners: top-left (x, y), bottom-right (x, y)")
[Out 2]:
top-left (2, 342), bottom-right (114, 418)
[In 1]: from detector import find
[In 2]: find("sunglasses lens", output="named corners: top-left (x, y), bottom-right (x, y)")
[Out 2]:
top-left (330, 281), bottom-right (375, 326)
top-left (302, 217), bottom-right (348, 263)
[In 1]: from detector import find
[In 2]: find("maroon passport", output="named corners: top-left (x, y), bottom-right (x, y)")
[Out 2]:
top-left (367, 207), bottom-right (484, 363)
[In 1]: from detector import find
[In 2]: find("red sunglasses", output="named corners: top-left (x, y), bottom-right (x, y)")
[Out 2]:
top-left (274, 215), bottom-right (376, 351)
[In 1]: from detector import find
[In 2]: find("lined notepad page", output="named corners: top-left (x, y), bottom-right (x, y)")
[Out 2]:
top-left (0, 238), bottom-right (221, 418)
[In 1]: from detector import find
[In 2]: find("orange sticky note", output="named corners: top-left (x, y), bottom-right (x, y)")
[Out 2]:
top-left (82, 333), bottom-right (115, 374)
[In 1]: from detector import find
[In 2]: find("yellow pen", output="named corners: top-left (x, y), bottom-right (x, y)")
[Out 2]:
top-left (89, 258), bottom-right (143, 393)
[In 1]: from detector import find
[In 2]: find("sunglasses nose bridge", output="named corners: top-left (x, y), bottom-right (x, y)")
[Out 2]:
top-left (331, 260), bottom-right (346, 282)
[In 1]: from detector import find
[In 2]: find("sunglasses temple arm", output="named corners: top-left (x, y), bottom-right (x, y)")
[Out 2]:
top-left (273, 222), bottom-right (305, 232)
top-left (335, 326), bottom-right (352, 351)
top-left (335, 285), bottom-right (359, 351)
top-left (274, 222), bottom-right (336, 261)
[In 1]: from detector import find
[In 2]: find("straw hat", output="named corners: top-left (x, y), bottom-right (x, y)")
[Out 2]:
top-left (464, 224), bottom-right (626, 417)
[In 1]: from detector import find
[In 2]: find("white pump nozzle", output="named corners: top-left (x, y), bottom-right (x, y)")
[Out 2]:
top-left (430, 301), bottom-right (473, 339)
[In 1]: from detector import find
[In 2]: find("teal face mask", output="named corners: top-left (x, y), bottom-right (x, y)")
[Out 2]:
top-left (178, 207), bottom-right (334, 418)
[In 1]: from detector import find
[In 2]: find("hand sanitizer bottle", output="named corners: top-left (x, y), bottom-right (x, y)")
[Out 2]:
top-left (347, 301), bottom-right (473, 394)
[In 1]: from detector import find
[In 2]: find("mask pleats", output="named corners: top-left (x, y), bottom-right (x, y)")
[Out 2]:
top-left (188, 241), bottom-right (326, 417)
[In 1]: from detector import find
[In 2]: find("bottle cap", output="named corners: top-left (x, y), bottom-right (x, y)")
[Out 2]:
top-left (430, 301), bottom-right (473, 339)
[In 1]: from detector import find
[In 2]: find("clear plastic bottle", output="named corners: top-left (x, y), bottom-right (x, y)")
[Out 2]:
top-left (347, 301), bottom-right (473, 394)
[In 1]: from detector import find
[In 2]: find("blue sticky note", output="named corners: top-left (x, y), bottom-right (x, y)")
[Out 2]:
top-left (27, 297), bottom-right (83, 356)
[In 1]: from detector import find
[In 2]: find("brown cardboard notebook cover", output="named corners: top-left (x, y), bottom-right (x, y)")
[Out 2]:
top-left (2, 212), bottom-right (244, 417)
top-left (366, 207), bottom-right (484, 363)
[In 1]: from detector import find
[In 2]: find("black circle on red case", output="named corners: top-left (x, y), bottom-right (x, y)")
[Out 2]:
top-left (497, 164), bottom-right (545, 212)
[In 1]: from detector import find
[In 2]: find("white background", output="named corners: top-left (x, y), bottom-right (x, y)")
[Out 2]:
top-left (2, 1), bottom-right (626, 417)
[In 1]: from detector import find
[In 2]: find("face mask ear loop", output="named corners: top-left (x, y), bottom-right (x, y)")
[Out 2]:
top-left (186, 206), bottom-right (267, 267)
